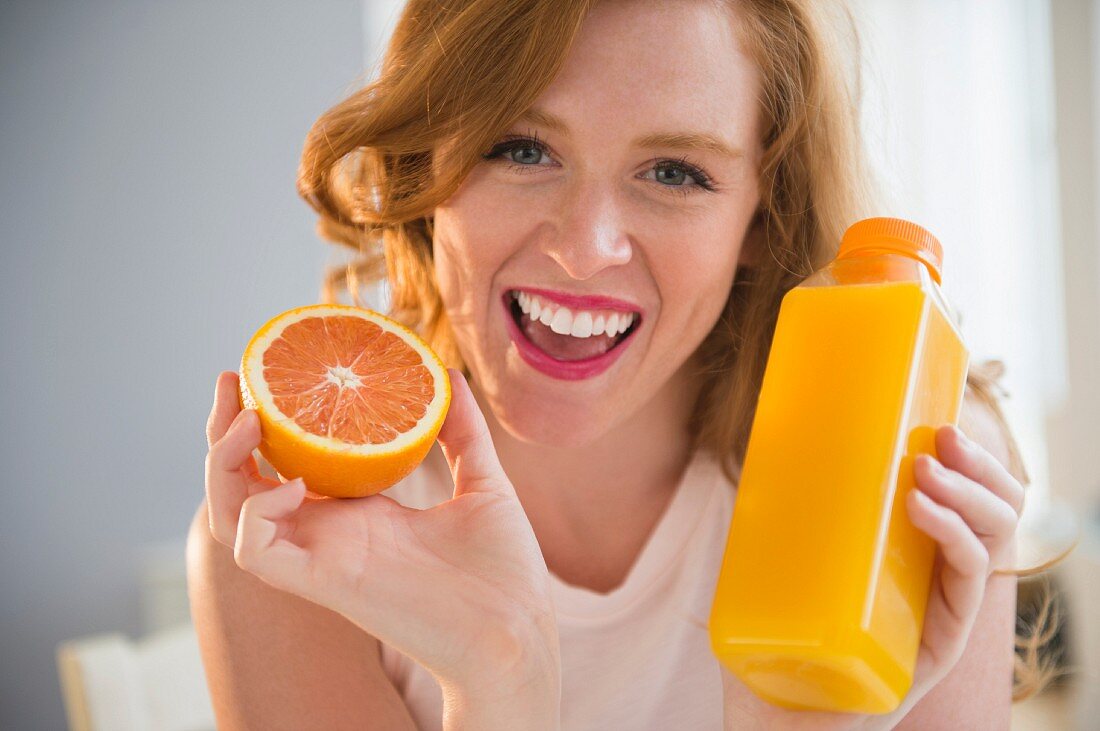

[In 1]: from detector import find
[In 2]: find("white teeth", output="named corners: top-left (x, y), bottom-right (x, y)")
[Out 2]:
top-left (512, 290), bottom-right (637, 340)
top-left (571, 311), bottom-right (593, 337)
top-left (550, 307), bottom-right (573, 334)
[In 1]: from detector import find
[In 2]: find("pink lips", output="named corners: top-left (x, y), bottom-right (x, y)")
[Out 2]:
top-left (507, 287), bottom-right (642, 316)
top-left (501, 291), bottom-right (639, 381)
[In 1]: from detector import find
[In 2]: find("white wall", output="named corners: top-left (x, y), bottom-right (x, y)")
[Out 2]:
top-left (0, 2), bottom-right (362, 727)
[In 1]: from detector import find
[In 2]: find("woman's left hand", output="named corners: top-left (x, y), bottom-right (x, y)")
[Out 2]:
top-left (721, 423), bottom-right (1024, 730)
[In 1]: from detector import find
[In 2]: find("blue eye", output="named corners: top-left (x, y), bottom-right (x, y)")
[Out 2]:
top-left (482, 136), bottom-right (552, 166)
top-left (644, 158), bottom-right (714, 192)
top-left (508, 144), bottom-right (545, 165)
top-left (655, 166), bottom-right (689, 185)
top-left (481, 135), bottom-right (717, 195)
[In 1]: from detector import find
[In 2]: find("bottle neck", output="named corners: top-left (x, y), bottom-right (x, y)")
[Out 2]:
top-left (836, 245), bottom-right (942, 285)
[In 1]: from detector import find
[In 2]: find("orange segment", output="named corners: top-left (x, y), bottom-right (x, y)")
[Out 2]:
top-left (263, 316), bottom-right (433, 443)
top-left (239, 305), bottom-right (451, 498)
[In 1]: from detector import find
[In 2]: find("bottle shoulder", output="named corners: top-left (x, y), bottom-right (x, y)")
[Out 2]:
top-left (790, 253), bottom-right (966, 342)
top-left (799, 252), bottom-right (930, 288)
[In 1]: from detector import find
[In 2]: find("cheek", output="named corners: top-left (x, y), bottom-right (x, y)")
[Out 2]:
top-left (429, 223), bottom-right (462, 312)
top-left (432, 196), bottom-right (479, 288)
top-left (430, 223), bottom-right (484, 367)
top-left (650, 216), bottom-right (744, 320)
top-left (431, 196), bottom-right (527, 315)
top-left (434, 176), bottom-right (541, 274)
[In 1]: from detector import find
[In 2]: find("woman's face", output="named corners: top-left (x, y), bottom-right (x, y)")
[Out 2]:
top-left (432, 0), bottom-right (763, 448)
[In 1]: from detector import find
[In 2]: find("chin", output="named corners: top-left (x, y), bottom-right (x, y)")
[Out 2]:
top-left (490, 389), bottom-right (618, 449)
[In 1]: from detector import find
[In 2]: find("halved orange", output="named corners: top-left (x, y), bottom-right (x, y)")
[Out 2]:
top-left (238, 304), bottom-right (451, 498)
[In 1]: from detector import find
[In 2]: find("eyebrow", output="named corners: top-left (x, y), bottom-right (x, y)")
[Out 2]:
top-left (517, 106), bottom-right (744, 161)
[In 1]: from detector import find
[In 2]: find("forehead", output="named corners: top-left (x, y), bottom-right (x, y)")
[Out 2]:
top-left (534, 0), bottom-right (760, 142)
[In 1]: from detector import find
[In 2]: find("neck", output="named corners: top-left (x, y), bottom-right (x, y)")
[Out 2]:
top-left (470, 357), bottom-right (702, 539)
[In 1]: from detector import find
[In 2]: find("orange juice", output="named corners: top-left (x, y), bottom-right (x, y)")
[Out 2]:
top-left (709, 218), bottom-right (969, 713)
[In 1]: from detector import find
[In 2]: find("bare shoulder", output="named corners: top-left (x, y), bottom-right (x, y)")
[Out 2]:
top-left (186, 500), bottom-right (416, 730)
top-left (895, 558), bottom-right (1017, 729)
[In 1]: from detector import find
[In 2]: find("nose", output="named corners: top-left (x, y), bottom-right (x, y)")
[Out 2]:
top-left (540, 182), bottom-right (633, 281)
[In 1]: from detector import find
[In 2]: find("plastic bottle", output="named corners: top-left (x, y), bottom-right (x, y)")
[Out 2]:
top-left (708, 217), bottom-right (970, 713)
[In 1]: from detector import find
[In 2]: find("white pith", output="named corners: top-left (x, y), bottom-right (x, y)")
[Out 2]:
top-left (510, 290), bottom-right (638, 339)
top-left (242, 305), bottom-right (448, 455)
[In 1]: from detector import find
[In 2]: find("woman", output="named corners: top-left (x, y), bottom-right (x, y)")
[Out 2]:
top-left (190, 0), bottom-right (1046, 727)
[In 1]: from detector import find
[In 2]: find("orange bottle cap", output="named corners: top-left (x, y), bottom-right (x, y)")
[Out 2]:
top-left (837, 217), bottom-right (944, 284)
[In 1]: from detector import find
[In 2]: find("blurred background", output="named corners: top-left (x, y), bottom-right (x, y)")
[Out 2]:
top-left (1, 1), bottom-right (1097, 729)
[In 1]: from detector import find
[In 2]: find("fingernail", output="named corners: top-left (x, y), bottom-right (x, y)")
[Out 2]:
top-left (233, 410), bottom-right (256, 431)
top-left (915, 487), bottom-right (942, 506)
top-left (953, 425), bottom-right (972, 448)
top-left (920, 454), bottom-right (943, 474)
top-left (930, 454), bottom-right (944, 472)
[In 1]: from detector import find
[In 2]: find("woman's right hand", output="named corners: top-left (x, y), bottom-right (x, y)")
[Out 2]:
top-left (204, 368), bottom-right (560, 725)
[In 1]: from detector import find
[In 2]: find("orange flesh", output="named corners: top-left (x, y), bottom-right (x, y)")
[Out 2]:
top-left (262, 315), bottom-right (434, 444)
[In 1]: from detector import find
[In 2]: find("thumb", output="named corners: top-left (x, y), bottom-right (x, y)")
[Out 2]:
top-left (233, 479), bottom-right (312, 595)
top-left (436, 368), bottom-right (513, 499)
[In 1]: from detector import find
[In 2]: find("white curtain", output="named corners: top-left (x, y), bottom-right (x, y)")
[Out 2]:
top-left (850, 0), bottom-right (1065, 528)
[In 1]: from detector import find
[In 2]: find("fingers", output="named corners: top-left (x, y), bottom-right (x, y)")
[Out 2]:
top-left (906, 488), bottom-right (989, 623)
top-left (905, 427), bottom-right (1022, 676)
top-left (914, 454), bottom-right (1019, 539)
top-left (936, 424), bottom-right (1025, 517)
top-left (206, 371), bottom-right (243, 448)
top-left (205, 407), bottom-right (262, 546)
top-left (436, 369), bottom-right (514, 499)
top-left (234, 479), bottom-right (312, 595)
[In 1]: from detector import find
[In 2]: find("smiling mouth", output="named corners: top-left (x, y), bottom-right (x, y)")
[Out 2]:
top-left (506, 291), bottom-right (640, 362)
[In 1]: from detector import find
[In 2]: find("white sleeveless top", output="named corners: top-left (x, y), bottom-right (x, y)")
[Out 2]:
top-left (378, 443), bottom-right (737, 730)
